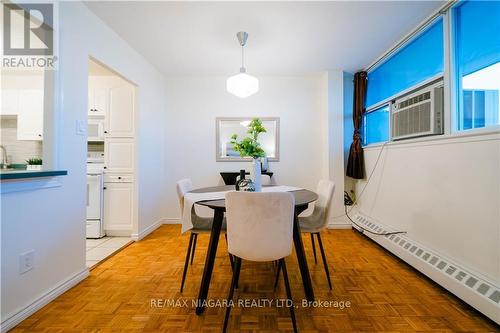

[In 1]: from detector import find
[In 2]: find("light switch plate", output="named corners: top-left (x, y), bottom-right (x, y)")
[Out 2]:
top-left (76, 120), bottom-right (87, 135)
top-left (19, 250), bottom-right (35, 274)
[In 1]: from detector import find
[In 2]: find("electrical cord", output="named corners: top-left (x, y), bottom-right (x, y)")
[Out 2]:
top-left (335, 141), bottom-right (406, 236)
top-left (344, 205), bottom-right (406, 236)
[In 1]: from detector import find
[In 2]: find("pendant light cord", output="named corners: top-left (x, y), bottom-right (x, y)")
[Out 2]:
top-left (241, 44), bottom-right (245, 71)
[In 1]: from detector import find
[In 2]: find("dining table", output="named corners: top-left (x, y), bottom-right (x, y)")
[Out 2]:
top-left (189, 185), bottom-right (318, 315)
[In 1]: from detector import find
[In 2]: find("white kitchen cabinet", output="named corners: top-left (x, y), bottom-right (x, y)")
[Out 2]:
top-left (103, 182), bottom-right (133, 232)
top-left (107, 85), bottom-right (134, 137)
top-left (17, 90), bottom-right (43, 141)
top-left (104, 138), bottom-right (134, 173)
top-left (88, 77), bottom-right (109, 116)
top-left (1, 90), bottom-right (19, 115)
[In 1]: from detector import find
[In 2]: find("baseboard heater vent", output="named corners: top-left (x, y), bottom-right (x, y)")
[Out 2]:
top-left (352, 213), bottom-right (500, 323)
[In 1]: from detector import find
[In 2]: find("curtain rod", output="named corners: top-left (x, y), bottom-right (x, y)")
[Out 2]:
top-left (364, 0), bottom-right (458, 73)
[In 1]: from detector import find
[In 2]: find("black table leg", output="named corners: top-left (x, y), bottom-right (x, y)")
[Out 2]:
top-left (196, 208), bottom-right (224, 315)
top-left (293, 210), bottom-right (315, 302)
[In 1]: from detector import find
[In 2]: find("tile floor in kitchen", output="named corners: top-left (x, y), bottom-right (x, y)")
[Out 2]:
top-left (86, 237), bottom-right (132, 268)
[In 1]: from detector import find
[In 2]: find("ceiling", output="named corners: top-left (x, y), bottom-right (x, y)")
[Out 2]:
top-left (85, 1), bottom-right (444, 76)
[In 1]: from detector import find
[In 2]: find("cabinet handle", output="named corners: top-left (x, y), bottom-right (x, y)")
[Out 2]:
top-left (118, 176), bottom-right (122, 179)
top-left (38, 134), bottom-right (42, 137)
top-left (103, 166), bottom-right (107, 169)
top-left (104, 131), bottom-right (108, 134)
top-left (103, 186), bottom-right (107, 190)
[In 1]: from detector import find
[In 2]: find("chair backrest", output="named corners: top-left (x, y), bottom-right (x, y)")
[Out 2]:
top-left (225, 192), bottom-right (295, 262)
top-left (313, 180), bottom-right (336, 229)
top-left (176, 178), bottom-right (193, 211)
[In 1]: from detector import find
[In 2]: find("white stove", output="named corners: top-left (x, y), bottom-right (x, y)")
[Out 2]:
top-left (87, 152), bottom-right (105, 238)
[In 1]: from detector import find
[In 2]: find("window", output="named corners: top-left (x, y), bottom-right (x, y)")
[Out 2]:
top-left (362, 105), bottom-right (390, 146)
top-left (454, 1), bottom-right (500, 130)
top-left (366, 18), bottom-right (444, 108)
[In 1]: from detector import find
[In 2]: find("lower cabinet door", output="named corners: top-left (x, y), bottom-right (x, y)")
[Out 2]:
top-left (103, 182), bottom-right (133, 232)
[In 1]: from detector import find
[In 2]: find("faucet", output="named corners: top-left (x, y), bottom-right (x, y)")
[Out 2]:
top-left (0, 145), bottom-right (9, 169)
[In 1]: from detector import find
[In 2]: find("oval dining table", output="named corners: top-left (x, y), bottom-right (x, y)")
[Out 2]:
top-left (190, 185), bottom-right (318, 315)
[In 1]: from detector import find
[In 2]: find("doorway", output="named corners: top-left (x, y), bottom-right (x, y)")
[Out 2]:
top-left (85, 58), bottom-right (137, 268)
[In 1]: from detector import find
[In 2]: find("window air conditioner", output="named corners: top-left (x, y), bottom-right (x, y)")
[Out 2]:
top-left (391, 80), bottom-right (444, 140)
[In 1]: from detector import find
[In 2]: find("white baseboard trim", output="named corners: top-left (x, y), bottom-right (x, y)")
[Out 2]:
top-left (1, 268), bottom-right (89, 333)
top-left (131, 218), bottom-right (167, 241)
top-left (105, 229), bottom-right (132, 237)
top-left (327, 215), bottom-right (352, 229)
top-left (163, 218), bottom-right (180, 224)
top-left (353, 212), bottom-right (500, 325)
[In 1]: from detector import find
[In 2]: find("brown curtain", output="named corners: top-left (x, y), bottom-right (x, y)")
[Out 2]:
top-left (346, 71), bottom-right (367, 179)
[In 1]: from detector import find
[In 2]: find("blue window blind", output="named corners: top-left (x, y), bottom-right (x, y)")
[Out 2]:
top-left (454, 0), bottom-right (500, 130)
top-left (454, 1), bottom-right (500, 77)
top-left (362, 104), bottom-right (390, 146)
top-left (366, 18), bottom-right (444, 108)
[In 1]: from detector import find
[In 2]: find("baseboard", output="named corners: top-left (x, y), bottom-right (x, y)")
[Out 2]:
top-left (105, 229), bottom-right (132, 237)
top-left (163, 218), bottom-right (180, 224)
top-left (131, 218), bottom-right (167, 241)
top-left (1, 268), bottom-right (89, 333)
top-left (353, 212), bottom-right (500, 325)
top-left (327, 215), bottom-right (352, 229)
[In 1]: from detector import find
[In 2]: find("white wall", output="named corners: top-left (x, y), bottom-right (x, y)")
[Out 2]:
top-left (164, 75), bottom-right (328, 219)
top-left (1, 2), bottom-right (167, 328)
top-left (355, 133), bottom-right (500, 284)
top-left (324, 71), bottom-right (350, 227)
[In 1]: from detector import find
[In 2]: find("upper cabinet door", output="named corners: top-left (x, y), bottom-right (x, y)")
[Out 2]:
top-left (88, 77), bottom-right (108, 116)
top-left (1, 90), bottom-right (19, 115)
top-left (107, 85), bottom-right (134, 137)
top-left (17, 90), bottom-right (43, 141)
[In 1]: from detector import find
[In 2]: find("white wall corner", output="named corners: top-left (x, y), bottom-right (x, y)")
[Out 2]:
top-left (328, 215), bottom-right (352, 229)
top-left (163, 218), bottom-right (181, 225)
top-left (131, 218), bottom-right (168, 241)
top-left (0, 268), bottom-right (89, 333)
top-left (325, 70), bottom-right (346, 219)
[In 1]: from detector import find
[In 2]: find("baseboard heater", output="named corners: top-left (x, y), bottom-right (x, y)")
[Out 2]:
top-left (352, 212), bottom-right (500, 324)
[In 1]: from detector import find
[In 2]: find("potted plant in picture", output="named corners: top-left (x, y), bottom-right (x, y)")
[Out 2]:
top-left (230, 118), bottom-right (266, 192)
top-left (26, 157), bottom-right (43, 171)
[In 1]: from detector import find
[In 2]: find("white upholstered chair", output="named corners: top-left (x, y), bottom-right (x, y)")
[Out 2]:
top-left (298, 179), bottom-right (335, 290)
top-left (176, 178), bottom-right (227, 292)
top-left (223, 192), bottom-right (297, 333)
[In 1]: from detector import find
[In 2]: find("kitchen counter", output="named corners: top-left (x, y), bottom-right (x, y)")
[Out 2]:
top-left (0, 169), bottom-right (68, 180)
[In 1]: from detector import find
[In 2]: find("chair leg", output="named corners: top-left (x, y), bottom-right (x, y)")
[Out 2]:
top-left (310, 233), bottom-right (317, 264)
top-left (280, 258), bottom-right (298, 333)
top-left (180, 233), bottom-right (194, 292)
top-left (316, 233), bottom-right (332, 290)
top-left (225, 234), bottom-right (235, 272)
top-left (223, 257), bottom-right (242, 333)
top-left (273, 260), bottom-right (282, 290)
top-left (190, 233), bottom-right (198, 265)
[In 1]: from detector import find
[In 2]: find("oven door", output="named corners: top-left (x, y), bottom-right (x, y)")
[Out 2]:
top-left (86, 174), bottom-right (103, 220)
top-left (88, 118), bottom-right (104, 142)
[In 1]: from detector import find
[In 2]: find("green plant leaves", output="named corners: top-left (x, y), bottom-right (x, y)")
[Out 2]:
top-left (230, 118), bottom-right (267, 159)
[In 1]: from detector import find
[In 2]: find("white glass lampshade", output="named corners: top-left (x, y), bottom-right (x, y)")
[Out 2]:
top-left (226, 72), bottom-right (259, 98)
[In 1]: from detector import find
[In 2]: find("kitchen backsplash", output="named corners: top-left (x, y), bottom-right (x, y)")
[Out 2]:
top-left (0, 117), bottom-right (43, 164)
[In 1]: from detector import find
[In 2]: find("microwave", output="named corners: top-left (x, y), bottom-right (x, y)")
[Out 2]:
top-left (88, 116), bottom-right (105, 141)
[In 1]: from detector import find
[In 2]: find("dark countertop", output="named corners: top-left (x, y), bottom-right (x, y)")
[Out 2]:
top-left (0, 169), bottom-right (68, 180)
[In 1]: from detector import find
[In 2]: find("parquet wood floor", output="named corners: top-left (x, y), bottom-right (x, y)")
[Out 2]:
top-left (11, 225), bottom-right (499, 332)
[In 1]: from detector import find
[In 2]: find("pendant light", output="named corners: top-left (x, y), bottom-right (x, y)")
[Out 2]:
top-left (226, 31), bottom-right (259, 98)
